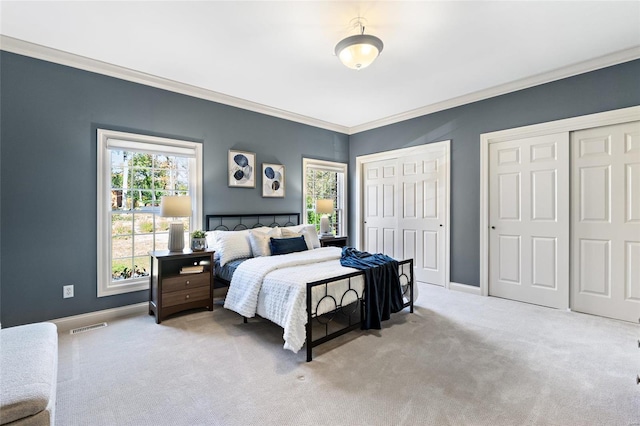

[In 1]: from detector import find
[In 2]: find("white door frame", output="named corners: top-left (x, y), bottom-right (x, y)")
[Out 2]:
top-left (355, 140), bottom-right (451, 288)
top-left (479, 105), bottom-right (640, 297)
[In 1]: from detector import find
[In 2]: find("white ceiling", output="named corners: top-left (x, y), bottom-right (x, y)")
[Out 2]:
top-left (1, 1), bottom-right (639, 133)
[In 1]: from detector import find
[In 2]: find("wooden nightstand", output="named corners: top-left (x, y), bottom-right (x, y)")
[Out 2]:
top-left (319, 236), bottom-right (348, 248)
top-left (148, 249), bottom-right (214, 324)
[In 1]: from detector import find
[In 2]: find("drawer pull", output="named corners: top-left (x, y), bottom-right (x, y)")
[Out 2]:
top-left (186, 280), bottom-right (190, 285)
top-left (185, 294), bottom-right (190, 299)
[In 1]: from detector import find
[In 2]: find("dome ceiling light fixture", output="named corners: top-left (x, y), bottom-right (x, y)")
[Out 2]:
top-left (334, 17), bottom-right (384, 70)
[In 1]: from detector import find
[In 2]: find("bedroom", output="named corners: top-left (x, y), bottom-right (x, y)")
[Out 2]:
top-left (1, 1), bottom-right (639, 425)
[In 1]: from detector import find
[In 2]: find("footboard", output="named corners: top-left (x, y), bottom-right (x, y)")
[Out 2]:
top-left (305, 259), bottom-right (414, 362)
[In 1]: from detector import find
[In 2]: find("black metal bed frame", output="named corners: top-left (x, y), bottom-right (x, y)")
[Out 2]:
top-left (206, 213), bottom-right (414, 362)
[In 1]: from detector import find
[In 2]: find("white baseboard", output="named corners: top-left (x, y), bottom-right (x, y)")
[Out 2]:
top-left (449, 282), bottom-right (482, 296)
top-left (51, 302), bottom-right (148, 332)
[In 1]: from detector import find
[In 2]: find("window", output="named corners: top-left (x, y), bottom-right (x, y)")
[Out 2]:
top-left (302, 158), bottom-right (348, 236)
top-left (97, 129), bottom-right (202, 297)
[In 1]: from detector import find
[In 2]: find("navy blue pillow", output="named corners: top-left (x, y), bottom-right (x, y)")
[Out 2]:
top-left (269, 236), bottom-right (308, 256)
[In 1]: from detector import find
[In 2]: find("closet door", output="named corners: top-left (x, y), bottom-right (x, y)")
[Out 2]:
top-left (571, 121), bottom-right (640, 322)
top-left (489, 133), bottom-right (569, 309)
top-left (363, 159), bottom-right (398, 256)
top-left (362, 143), bottom-right (448, 286)
top-left (397, 148), bottom-right (447, 286)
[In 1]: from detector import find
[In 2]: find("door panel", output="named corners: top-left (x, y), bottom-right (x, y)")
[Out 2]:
top-left (363, 144), bottom-right (448, 286)
top-left (489, 133), bottom-right (569, 309)
top-left (364, 159), bottom-right (397, 255)
top-left (571, 121), bottom-right (640, 322)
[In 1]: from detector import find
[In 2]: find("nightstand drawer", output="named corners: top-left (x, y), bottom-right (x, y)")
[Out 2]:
top-left (162, 287), bottom-right (210, 307)
top-left (163, 273), bottom-right (210, 293)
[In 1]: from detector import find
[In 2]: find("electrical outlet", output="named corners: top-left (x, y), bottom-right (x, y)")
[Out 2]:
top-left (63, 285), bottom-right (74, 299)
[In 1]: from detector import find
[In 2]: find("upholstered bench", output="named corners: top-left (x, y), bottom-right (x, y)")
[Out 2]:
top-left (0, 322), bottom-right (58, 426)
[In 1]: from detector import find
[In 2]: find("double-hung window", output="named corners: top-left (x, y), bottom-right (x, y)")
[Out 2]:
top-left (302, 158), bottom-right (348, 236)
top-left (97, 129), bottom-right (202, 297)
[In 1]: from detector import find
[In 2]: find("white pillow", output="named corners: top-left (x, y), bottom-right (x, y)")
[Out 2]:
top-left (249, 227), bottom-right (281, 257)
top-left (215, 229), bottom-right (252, 266)
top-left (281, 225), bottom-right (320, 250)
top-left (205, 231), bottom-right (219, 252)
top-left (302, 225), bottom-right (321, 249)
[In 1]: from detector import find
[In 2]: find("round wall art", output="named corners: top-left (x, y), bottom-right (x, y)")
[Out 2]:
top-left (262, 163), bottom-right (285, 198)
top-left (228, 150), bottom-right (255, 188)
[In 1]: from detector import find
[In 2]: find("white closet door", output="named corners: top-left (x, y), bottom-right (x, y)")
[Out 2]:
top-left (363, 159), bottom-right (398, 256)
top-left (397, 149), bottom-right (446, 286)
top-left (571, 121), bottom-right (640, 322)
top-left (489, 133), bottom-right (569, 309)
top-left (363, 145), bottom-right (447, 286)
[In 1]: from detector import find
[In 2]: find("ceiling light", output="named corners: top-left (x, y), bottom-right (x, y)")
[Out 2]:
top-left (334, 19), bottom-right (384, 70)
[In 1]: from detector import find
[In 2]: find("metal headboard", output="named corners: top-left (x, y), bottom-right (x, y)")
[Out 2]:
top-left (205, 213), bottom-right (301, 231)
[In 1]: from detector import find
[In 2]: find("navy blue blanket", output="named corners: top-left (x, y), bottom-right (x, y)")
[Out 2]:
top-left (340, 247), bottom-right (405, 330)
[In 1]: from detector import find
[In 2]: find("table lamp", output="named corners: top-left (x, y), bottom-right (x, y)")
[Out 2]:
top-left (160, 195), bottom-right (191, 252)
top-left (316, 199), bottom-right (334, 237)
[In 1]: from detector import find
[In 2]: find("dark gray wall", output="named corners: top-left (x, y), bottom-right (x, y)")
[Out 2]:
top-left (349, 59), bottom-right (640, 287)
top-left (0, 52), bottom-right (348, 327)
top-left (2, 52), bottom-right (638, 327)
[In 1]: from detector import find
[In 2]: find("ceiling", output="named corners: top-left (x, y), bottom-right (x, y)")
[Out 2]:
top-left (1, 1), bottom-right (639, 134)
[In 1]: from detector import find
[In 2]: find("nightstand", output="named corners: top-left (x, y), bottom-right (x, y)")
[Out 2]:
top-left (319, 236), bottom-right (348, 248)
top-left (148, 249), bottom-right (214, 324)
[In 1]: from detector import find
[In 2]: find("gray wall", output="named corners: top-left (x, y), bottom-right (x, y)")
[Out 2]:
top-left (2, 51), bottom-right (639, 327)
top-left (349, 59), bottom-right (640, 287)
top-left (0, 52), bottom-right (348, 327)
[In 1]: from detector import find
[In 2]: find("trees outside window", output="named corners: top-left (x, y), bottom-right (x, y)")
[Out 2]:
top-left (97, 130), bottom-right (202, 297)
top-left (302, 158), bottom-right (347, 236)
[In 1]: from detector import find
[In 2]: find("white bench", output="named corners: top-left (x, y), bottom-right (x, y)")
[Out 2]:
top-left (0, 323), bottom-right (58, 425)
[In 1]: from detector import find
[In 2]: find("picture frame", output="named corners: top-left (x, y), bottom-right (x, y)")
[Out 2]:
top-left (262, 163), bottom-right (285, 198)
top-left (228, 150), bottom-right (256, 188)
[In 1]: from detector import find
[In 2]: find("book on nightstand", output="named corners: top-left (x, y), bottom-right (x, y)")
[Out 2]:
top-left (180, 265), bottom-right (204, 274)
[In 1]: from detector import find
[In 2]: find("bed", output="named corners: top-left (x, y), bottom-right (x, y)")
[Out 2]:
top-left (206, 213), bottom-right (414, 361)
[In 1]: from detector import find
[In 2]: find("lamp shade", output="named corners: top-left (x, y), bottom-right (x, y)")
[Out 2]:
top-left (160, 196), bottom-right (191, 217)
top-left (334, 34), bottom-right (383, 70)
top-left (316, 199), bottom-right (334, 215)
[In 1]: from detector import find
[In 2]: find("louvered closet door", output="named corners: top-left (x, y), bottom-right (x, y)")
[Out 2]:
top-left (363, 159), bottom-right (399, 255)
top-left (571, 121), bottom-right (640, 322)
top-left (489, 133), bottom-right (569, 309)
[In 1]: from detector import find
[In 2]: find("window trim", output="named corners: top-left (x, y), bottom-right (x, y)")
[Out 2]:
top-left (97, 129), bottom-right (203, 297)
top-left (302, 158), bottom-right (348, 237)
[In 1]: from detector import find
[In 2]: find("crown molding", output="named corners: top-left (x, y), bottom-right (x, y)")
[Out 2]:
top-left (1, 35), bottom-right (638, 136)
top-left (348, 45), bottom-right (640, 135)
top-left (0, 35), bottom-right (350, 135)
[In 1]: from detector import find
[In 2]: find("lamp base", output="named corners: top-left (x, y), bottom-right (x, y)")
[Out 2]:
top-left (319, 215), bottom-right (333, 237)
top-left (167, 222), bottom-right (185, 252)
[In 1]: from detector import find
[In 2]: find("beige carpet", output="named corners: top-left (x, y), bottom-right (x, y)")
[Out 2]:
top-left (56, 284), bottom-right (640, 425)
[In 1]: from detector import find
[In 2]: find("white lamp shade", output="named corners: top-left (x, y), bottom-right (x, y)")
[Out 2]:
top-left (335, 34), bottom-right (383, 70)
top-left (160, 196), bottom-right (191, 217)
top-left (316, 199), bottom-right (334, 215)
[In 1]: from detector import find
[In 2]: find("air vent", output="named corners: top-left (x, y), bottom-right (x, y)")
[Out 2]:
top-left (70, 322), bottom-right (108, 334)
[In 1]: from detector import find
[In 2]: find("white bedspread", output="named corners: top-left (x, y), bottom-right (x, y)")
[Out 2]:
top-left (223, 247), bottom-right (362, 353)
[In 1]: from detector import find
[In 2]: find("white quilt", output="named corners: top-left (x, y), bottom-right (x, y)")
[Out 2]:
top-left (223, 247), bottom-right (363, 353)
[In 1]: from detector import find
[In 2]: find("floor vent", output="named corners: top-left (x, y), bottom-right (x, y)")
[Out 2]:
top-left (70, 322), bottom-right (108, 335)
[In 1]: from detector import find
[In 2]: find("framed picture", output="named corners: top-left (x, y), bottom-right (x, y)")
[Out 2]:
top-left (262, 163), bottom-right (285, 198)
top-left (228, 150), bottom-right (256, 188)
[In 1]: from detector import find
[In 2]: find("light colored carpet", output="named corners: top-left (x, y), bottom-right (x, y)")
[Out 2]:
top-left (56, 284), bottom-right (640, 425)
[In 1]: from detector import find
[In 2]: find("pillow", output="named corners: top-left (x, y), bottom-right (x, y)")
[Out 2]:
top-left (280, 227), bottom-right (313, 250)
top-left (205, 231), bottom-right (219, 252)
top-left (249, 227), bottom-right (281, 257)
top-left (282, 224), bottom-right (320, 249)
top-left (269, 236), bottom-right (308, 256)
top-left (215, 229), bottom-right (252, 266)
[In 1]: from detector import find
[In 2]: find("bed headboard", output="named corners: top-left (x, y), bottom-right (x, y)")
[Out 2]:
top-left (205, 213), bottom-right (301, 231)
